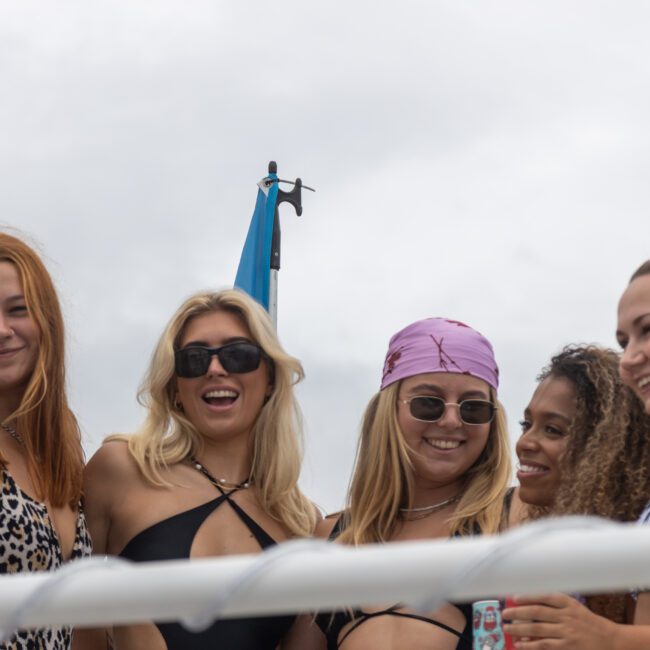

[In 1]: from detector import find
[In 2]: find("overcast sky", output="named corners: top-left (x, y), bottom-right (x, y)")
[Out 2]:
top-left (1, 1), bottom-right (648, 513)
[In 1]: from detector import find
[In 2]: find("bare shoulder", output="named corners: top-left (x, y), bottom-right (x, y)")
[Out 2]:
top-left (83, 439), bottom-right (141, 554)
top-left (83, 439), bottom-right (144, 517)
top-left (314, 512), bottom-right (343, 539)
top-left (85, 439), bottom-right (140, 483)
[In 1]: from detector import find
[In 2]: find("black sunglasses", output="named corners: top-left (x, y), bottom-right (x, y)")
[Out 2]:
top-left (175, 342), bottom-right (264, 378)
top-left (400, 396), bottom-right (496, 425)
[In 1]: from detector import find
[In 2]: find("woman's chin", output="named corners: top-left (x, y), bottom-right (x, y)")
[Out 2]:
top-left (518, 484), bottom-right (554, 508)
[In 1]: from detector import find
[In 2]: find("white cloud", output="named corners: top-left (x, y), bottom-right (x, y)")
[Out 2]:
top-left (1, 1), bottom-right (648, 512)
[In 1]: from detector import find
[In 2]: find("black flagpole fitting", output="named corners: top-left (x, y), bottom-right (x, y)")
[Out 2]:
top-left (268, 161), bottom-right (314, 271)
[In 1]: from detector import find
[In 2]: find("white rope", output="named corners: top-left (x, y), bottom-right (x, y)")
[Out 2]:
top-left (0, 556), bottom-right (130, 644)
top-left (1, 518), bottom-right (649, 631)
top-left (181, 539), bottom-right (335, 632)
top-left (413, 516), bottom-right (621, 613)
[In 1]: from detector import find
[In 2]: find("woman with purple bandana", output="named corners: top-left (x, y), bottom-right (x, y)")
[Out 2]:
top-left (284, 318), bottom-right (512, 650)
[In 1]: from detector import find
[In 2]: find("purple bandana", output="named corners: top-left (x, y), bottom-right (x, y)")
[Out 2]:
top-left (380, 318), bottom-right (499, 391)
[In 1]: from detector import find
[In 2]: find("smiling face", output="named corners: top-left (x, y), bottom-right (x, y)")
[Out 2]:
top-left (0, 261), bottom-right (40, 408)
top-left (516, 375), bottom-right (576, 507)
top-left (397, 372), bottom-right (492, 491)
top-left (617, 274), bottom-right (650, 414)
top-left (175, 309), bottom-right (271, 443)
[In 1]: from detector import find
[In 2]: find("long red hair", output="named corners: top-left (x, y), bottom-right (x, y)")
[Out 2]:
top-left (0, 232), bottom-right (83, 507)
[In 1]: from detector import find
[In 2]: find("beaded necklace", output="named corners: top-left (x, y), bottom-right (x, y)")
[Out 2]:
top-left (190, 456), bottom-right (252, 490)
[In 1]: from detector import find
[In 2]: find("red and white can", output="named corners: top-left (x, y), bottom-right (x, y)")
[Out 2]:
top-left (472, 600), bottom-right (505, 650)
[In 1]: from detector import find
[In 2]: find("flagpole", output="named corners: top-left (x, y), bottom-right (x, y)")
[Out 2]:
top-left (234, 161), bottom-right (313, 329)
top-left (269, 270), bottom-right (279, 328)
top-left (269, 161), bottom-right (280, 328)
top-left (268, 160), bottom-right (313, 329)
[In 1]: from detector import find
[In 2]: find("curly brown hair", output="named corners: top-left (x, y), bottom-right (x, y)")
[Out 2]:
top-left (630, 259), bottom-right (650, 282)
top-left (529, 345), bottom-right (650, 622)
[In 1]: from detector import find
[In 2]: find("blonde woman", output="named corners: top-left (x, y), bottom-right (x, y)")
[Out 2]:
top-left (285, 317), bottom-right (511, 650)
top-left (82, 289), bottom-right (317, 650)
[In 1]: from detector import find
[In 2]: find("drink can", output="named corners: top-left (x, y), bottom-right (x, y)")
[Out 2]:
top-left (472, 600), bottom-right (505, 650)
top-left (502, 597), bottom-right (517, 650)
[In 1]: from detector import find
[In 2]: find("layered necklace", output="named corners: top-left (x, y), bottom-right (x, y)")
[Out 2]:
top-left (1, 423), bottom-right (24, 446)
top-left (190, 456), bottom-right (252, 491)
top-left (399, 493), bottom-right (461, 521)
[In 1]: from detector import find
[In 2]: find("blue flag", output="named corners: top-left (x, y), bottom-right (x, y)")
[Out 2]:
top-left (234, 171), bottom-right (279, 310)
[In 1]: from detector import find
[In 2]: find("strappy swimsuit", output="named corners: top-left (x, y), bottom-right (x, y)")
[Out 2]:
top-left (315, 517), bottom-right (473, 650)
top-left (119, 463), bottom-right (294, 650)
top-left (318, 604), bottom-right (473, 649)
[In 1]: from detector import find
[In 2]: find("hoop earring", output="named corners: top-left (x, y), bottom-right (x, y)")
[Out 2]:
top-left (174, 400), bottom-right (184, 413)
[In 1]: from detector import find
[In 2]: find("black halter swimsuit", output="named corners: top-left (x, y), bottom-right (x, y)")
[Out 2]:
top-left (119, 471), bottom-right (294, 650)
top-left (314, 517), bottom-right (473, 650)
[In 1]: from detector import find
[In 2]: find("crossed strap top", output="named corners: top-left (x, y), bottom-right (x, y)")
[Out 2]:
top-left (119, 470), bottom-right (294, 650)
top-left (314, 516), bottom-right (473, 650)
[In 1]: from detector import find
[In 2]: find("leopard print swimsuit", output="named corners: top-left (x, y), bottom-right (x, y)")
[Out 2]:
top-left (0, 467), bottom-right (92, 649)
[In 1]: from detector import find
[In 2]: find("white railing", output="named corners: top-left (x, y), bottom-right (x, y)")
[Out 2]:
top-left (1, 517), bottom-right (648, 639)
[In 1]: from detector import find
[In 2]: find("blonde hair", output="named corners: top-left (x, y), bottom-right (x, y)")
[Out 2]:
top-left (339, 383), bottom-right (511, 545)
top-left (115, 289), bottom-right (317, 537)
top-left (0, 232), bottom-right (83, 507)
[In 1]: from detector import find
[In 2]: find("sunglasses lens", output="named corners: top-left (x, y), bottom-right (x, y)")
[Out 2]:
top-left (409, 397), bottom-right (445, 421)
top-left (175, 347), bottom-right (211, 378)
top-left (459, 400), bottom-right (495, 425)
top-left (407, 397), bottom-right (495, 424)
top-left (175, 343), bottom-right (263, 378)
top-left (218, 343), bottom-right (262, 373)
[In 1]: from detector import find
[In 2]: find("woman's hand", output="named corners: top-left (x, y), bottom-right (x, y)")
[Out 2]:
top-left (503, 593), bottom-right (614, 649)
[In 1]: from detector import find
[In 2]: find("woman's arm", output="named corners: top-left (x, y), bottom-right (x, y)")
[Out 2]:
top-left (280, 515), bottom-right (342, 649)
top-left (84, 439), bottom-right (140, 553)
top-left (73, 442), bottom-right (132, 650)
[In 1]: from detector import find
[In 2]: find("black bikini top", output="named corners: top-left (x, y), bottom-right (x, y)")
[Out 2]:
top-left (314, 516), bottom-right (473, 650)
top-left (119, 466), bottom-right (294, 650)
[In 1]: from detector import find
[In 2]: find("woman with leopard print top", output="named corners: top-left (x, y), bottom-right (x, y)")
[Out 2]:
top-left (0, 232), bottom-right (91, 649)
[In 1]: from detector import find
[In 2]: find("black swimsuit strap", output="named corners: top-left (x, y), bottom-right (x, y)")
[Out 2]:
top-left (328, 514), bottom-right (345, 540)
top-left (222, 496), bottom-right (276, 548)
top-left (338, 604), bottom-right (464, 647)
top-left (337, 605), bottom-right (401, 646)
top-left (385, 610), bottom-right (464, 638)
top-left (190, 459), bottom-right (276, 548)
top-left (337, 615), bottom-right (368, 646)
